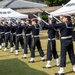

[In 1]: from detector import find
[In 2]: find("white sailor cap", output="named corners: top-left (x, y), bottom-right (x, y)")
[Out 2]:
top-left (62, 14), bottom-right (71, 17)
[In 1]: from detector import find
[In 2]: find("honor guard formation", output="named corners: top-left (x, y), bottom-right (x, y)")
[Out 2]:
top-left (0, 13), bottom-right (75, 75)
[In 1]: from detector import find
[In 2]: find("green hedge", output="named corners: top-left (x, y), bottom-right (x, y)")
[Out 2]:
top-left (41, 12), bottom-right (48, 22)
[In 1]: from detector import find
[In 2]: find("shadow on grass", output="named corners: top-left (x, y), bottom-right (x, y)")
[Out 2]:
top-left (65, 70), bottom-right (74, 75)
top-left (66, 61), bottom-right (71, 64)
top-left (0, 58), bottom-right (49, 75)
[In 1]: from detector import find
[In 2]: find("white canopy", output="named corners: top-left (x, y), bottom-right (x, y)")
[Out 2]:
top-left (50, 0), bottom-right (75, 16)
top-left (0, 8), bottom-right (28, 19)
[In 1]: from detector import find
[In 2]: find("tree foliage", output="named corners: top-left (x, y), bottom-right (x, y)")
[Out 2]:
top-left (44, 0), bottom-right (70, 6)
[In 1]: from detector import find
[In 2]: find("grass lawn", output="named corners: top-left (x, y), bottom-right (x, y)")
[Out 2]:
top-left (0, 31), bottom-right (75, 75)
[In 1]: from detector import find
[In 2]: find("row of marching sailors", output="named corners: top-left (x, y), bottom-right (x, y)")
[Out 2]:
top-left (22, 15), bottom-right (75, 75)
top-left (0, 20), bottom-right (31, 54)
top-left (0, 18), bottom-right (61, 75)
top-left (0, 15), bottom-right (75, 75)
top-left (0, 19), bottom-right (46, 61)
top-left (0, 18), bottom-right (59, 64)
top-left (0, 21), bottom-right (24, 53)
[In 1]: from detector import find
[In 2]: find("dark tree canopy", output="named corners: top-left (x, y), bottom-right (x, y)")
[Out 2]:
top-left (44, 0), bottom-right (70, 6)
top-left (28, 0), bottom-right (70, 6)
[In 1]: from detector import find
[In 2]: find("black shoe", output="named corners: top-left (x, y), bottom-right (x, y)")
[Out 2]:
top-left (14, 54), bottom-right (18, 56)
top-left (73, 71), bottom-right (75, 73)
top-left (28, 61), bottom-right (35, 63)
top-left (55, 65), bottom-right (60, 67)
top-left (22, 57), bottom-right (27, 59)
top-left (9, 52), bottom-right (13, 53)
top-left (43, 66), bottom-right (51, 68)
top-left (42, 59), bottom-right (46, 62)
top-left (55, 73), bottom-right (64, 75)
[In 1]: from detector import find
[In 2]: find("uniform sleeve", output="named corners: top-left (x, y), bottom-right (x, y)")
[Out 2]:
top-left (22, 25), bottom-right (27, 30)
top-left (0, 26), bottom-right (3, 28)
top-left (27, 25), bottom-right (33, 30)
top-left (35, 24), bottom-right (40, 29)
top-left (12, 25), bottom-right (15, 28)
top-left (44, 24), bottom-right (53, 29)
top-left (39, 21), bottom-right (45, 28)
top-left (1, 25), bottom-right (5, 29)
top-left (39, 21), bottom-right (53, 29)
top-left (53, 22), bottom-right (65, 29)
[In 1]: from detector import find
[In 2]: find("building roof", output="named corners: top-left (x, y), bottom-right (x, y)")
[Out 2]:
top-left (16, 6), bottom-right (61, 14)
top-left (0, 0), bottom-right (12, 8)
top-left (0, 0), bottom-right (47, 9)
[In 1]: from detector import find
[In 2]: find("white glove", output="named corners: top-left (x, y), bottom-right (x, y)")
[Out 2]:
top-left (21, 20), bottom-right (24, 24)
top-left (8, 20), bottom-right (11, 24)
top-left (49, 15), bottom-right (53, 19)
top-left (16, 20), bottom-right (18, 24)
top-left (37, 17), bottom-right (41, 21)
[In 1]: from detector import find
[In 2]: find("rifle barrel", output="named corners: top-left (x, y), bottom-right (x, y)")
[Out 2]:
top-left (38, 8), bottom-right (61, 22)
top-left (33, 14), bottom-right (49, 25)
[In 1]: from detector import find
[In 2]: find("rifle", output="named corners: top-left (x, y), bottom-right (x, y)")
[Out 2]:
top-left (33, 14), bottom-right (49, 25)
top-left (38, 8), bottom-right (50, 15)
top-left (38, 8), bottom-right (61, 22)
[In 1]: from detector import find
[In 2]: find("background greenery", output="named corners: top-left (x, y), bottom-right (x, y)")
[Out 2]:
top-left (27, 0), bottom-right (70, 6)
top-left (44, 0), bottom-right (70, 6)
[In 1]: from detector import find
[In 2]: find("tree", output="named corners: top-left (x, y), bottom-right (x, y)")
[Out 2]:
top-left (44, 0), bottom-right (70, 6)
